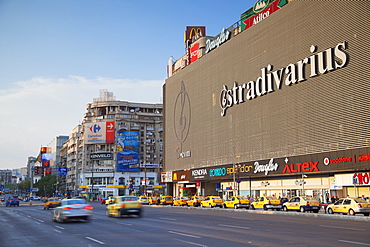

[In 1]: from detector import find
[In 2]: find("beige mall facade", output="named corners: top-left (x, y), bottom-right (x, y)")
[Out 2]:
top-left (162, 0), bottom-right (370, 201)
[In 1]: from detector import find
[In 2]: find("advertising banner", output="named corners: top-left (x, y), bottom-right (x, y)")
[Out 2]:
top-left (241, 0), bottom-right (288, 32)
top-left (116, 131), bottom-right (139, 172)
top-left (84, 121), bottom-right (115, 144)
top-left (190, 147), bottom-right (370, 182)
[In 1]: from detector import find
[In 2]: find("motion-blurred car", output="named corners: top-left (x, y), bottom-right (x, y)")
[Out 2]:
top-left (138, 196), bottom-right (149, 205)
top-left (159, 196), bottom-right (173, 205)
top-left (106, 196), bottom-right (142, 217)
top-left (52, 199), bottom-right (93, 223)
top-left (250, 196), bottom-right (282, 211)
top-left (186, 196), bottom-right (204, 207)
top-left (101, 198), bottom-right (107, 204)
top-left (223, 196), bottom-right (250, 209)
top-left (283, 196), bottom-right (320, 213)
top-left (33, 196), bottom-right (41, 201)
top-left (173, 197), bottom-right (189, 206)
top-left (327, 198), bottom-right (370, 216)
top-left (44, 198), bottom-right (61, 210)
top-left (6, 198), bottom-right (19, 207)
top-left (201, 196), bottom-right (223, 208)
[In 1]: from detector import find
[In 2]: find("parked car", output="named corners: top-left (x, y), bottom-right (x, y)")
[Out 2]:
top-left (44, 198), bottom-right (61, 210)
top-left (201, 196), bottom-right (223, 208)
top-left (250, 196), bottom-right (282, 211)
top-left (6, 198), bottom-right (20, 207)
top-left (159, 196), bottom-right (173, 205)
top-left (327, 198), bottom-right (370, 216)
top-left (283, 196), bottom-right (320, 213)
top-left (52, 199), bottom-right (93, 223)
top-left (33, 196), bottom-right (41, 201)
top-left (223, 196), bottom-right (250, 209)
top-left (186, 196), bottom-right (204, 207)
top-left (173, 197), bottom-right (189, 206)
top-left (100, 198), bottom-right (107, 204)
top-left (106, 196), bottom-right (142, 217)
top-left (138, 196), bottom-right (149, 205)
top-left (149, 197), bottom-right (159, 205)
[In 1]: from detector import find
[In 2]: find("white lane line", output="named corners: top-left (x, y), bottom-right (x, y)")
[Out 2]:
top-left (86, 237), bottom-right (105, 245)
top-left (218, 224), bottom-right (251, 230)
top-left (168, 231), bottom-right (201, 239)
top-left (53, 229), bottom-right (62, 233)
top-left (160, 217), bottom-right (177, 221)
top-left (116, 222), bottom-right (132, 226)
top-left (174, 238), bottom-right (207, 247)
top-left (55, 226), bottom-right (64, 230)
top-left (339, 240), bottom-right (370, 246)
top-left (320, 225), bottom-right (366, 231)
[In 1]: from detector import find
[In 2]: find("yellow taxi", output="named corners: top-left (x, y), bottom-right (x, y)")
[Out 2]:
top-left (223, 196), bottom-right (250, 209)
top-left (200, 196), bottom-right (223, 208)
top-left (173, 196), bottom-right (189, 206)
top-left (250, 196), bottom-right (282, 211)
top-left (327, 197), bottom-right (370, 216)
top-left (186, 196), bottom-right (205, 207)
top-left (138, 196), bottom-right (149, 205)
top-left (283, 196), bottom-right (320, 213)
top-left (159, 196), bottom-right (173, 205)
top-left (106, 196), bottom-right (142, 217)
top-left (43, 198), bottom-right (61, 210)
top-left (149, 196), bottom-right (159, 205)
top-left (105, 196), bottom-right (115, 205)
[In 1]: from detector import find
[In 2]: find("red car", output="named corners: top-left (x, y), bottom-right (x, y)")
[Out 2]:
top-left (101, 198), bottom-right (107, 204)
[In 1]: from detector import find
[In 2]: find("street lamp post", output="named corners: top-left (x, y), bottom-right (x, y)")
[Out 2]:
top-left (302, 174), bottom-right (307, 196)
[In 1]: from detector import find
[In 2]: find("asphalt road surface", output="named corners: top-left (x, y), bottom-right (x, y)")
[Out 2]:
top-left (0, 201), bottom-right (369, 247)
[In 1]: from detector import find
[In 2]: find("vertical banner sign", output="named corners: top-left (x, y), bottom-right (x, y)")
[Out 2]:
top-left (241, 0), bottom-right (288, 32)
top-left (106, 121), bottom-right (115, 143)
top-left (116, 131), bottom-right (139, 172)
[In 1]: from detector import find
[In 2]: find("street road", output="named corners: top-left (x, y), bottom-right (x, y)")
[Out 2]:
top-left (0, 201), bottom-right (369, 247)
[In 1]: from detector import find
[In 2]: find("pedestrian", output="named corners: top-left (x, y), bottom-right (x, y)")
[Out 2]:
top-left (331, 196), bottom-right (336, 203)
top-left (360, 195), bottom-right (365, 200)
top-left (346, 195), bottom-right (350, 198)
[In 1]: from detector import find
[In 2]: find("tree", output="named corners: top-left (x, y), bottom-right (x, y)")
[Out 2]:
top-left (34, 175), bottom-right (57, 197)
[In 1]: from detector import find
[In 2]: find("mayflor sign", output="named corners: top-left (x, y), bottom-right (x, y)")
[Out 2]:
top-left (219, 41), bottom-right (349, 116)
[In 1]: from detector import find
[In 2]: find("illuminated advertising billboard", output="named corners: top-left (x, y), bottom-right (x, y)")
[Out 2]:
top-left (84, 121), bottom-right (115, 144)
top-left (116, 131), bottom-right (139, 172)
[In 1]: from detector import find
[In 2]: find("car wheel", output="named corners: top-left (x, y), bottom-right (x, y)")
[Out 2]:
top-left (348, 209), bottom-right (355, 216)
top-left (313, 210), bottom-right (319, 213)
top-left (263, 206), bottom-right (268, 211)
top-left (234, 205), bottom-right (238, 209)
top-left (283, 206), bottom-right (288, 211)
top-left (327, 208), bottom-right (334, 214)
top-left (363, 213), bottom-right (369, 216)
top-left (300, 207), bottom-right (305, 213)
top-left (250, 205), bottom-right (255, 210)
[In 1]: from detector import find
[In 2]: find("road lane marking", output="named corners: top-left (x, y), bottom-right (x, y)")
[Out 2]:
top-left (86, 237), bottom-right (105, 245)
top-left (169, 231), bottom-right (201, 238)
top-left (219, 224), bottom-right (251, 230)
top-left (339, 240), bottom-right (370, 246)
top-left (55, 226), bottom-right (64, 230)
top-left (174, 238), bottom-right (207, 247)
top-left (320, 225), bottom-right (366, 231)
top-left (53, 229), bottom-right (62, 233)
top-left (160, 217), bottom-right (177, 221)
top-left (116, 222), bottom-right (132, 226)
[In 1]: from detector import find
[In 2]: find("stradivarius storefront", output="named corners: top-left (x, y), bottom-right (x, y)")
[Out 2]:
top-left (163, 1), bottom-right (370, 200)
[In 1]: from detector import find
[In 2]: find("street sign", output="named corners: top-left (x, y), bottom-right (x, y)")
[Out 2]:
top-left (58, 167), bottom-right (68, 175)
top-left (30, 188), bottom-right (39, 192)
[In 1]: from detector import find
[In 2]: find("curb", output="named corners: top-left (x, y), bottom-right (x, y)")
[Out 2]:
top-left (146, 205), bottom-right (370, 222)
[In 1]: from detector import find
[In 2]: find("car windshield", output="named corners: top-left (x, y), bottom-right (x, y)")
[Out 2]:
top-left (120, 197), bottom-right (137, 202)
top-left (266, 197), bottom-right (277, 200)
top-left (140, 197), bottom-right (147, 200)
top-left (302, 197), bottom-right (314, 200)
top-left (64, 199), bottom-right (86, 205)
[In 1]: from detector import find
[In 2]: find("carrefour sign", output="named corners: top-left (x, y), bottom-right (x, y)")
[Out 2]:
top-left (84, 121), bottom-right (115, 143)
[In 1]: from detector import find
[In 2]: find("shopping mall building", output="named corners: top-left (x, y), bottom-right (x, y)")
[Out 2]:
top-left (162, 0), bottom-right (370, 201)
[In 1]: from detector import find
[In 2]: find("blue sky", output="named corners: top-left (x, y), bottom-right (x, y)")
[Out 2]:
top-left (0, 0), bottom-right (256, 170)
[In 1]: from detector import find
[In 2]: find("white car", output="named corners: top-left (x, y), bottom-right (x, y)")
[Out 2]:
top-left (52, 199), bottom-right (93, 223)
top-left (33, 196), bottom-right (41, 200)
